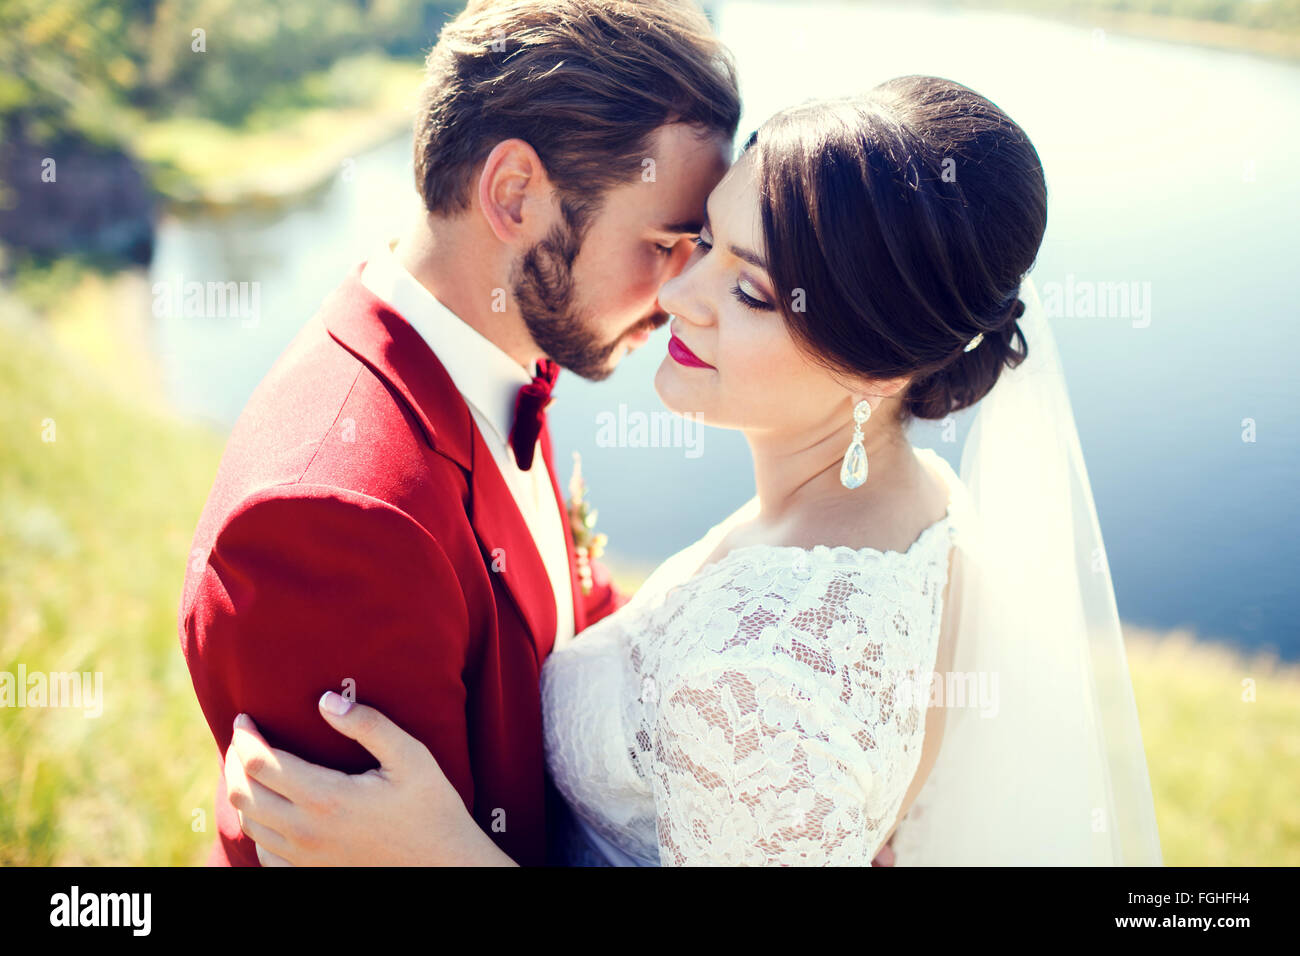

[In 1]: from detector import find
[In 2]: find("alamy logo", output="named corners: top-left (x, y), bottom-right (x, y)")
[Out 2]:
top-left (49, 886), bottom-right (151, 936)
top-left (151, 274), bottom-right (261, 328)
top-left (0, 667), bottom-right (103, 717)
top-left (595, 403), bottom-right (703, 459)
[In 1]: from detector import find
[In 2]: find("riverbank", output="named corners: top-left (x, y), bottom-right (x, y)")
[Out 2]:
top-left (956, 1), bottom-right (1300, 62)
top-left (4, 54), bottom-right (423, 313)
top-left (133, 54), bottom-right (423, 214)
top-left (1052, 8), bottom-right (1300, 61)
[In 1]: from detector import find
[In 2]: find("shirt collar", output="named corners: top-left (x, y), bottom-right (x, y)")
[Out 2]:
top-left (359, 240), bottom-right (534, 447)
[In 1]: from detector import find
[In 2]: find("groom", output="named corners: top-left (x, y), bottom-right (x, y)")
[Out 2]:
top-left (178, 0), bottom-right (739, 866)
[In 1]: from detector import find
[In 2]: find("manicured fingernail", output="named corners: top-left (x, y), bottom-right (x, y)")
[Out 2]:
top-left (320, 691), bottom-right (352, 716)
top-left (233, 713), bottom-right (249, 730)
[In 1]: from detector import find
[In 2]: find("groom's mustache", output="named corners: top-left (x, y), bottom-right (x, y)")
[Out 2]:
top-left (621, 310), bottom-right (670, 342)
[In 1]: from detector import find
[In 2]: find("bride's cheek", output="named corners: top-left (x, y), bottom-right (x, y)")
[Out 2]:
top-left (720, 341), bottom-right (779, 419)
top-left (738, 329), bottom-right (788, 385)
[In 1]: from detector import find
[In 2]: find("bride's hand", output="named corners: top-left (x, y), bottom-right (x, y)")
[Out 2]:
top-left (224, 692), bottom-right (515, 866)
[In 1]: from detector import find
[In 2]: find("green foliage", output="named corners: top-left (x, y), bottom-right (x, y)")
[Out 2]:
top-left (5, 250), bottom-right (130, 313)
top-left (0, 0), bottom-right (454, 143)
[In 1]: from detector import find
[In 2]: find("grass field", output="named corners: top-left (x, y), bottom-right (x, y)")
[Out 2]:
top-left (0, 286), bottom-right (222, 864)
top-left (1124, 626), bottom-right (1300, 865)
top-left (1, 281), bottom-right (1296, 864)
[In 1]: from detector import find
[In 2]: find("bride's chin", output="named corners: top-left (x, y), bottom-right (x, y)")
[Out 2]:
top-left (654, 360), bottom-right (732, 429)
top-left (654, 359), bottom-right (704, 417)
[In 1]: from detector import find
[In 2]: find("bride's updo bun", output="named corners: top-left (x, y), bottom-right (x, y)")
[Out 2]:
top-left (904, 292), bottom-right (1028, 421)
top-left (746, 76), bottom-right (1046, 424)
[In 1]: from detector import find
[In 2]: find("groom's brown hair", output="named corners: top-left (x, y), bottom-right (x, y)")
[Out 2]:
top-left (415, 0), bottom-right (740, 231)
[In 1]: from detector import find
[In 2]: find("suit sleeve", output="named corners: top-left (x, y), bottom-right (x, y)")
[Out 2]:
top-left (181, 484), bottom-right (472, 865)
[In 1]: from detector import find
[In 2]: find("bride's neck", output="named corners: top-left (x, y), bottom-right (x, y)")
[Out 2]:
top-left (744, 400), bottom-right (915, 523)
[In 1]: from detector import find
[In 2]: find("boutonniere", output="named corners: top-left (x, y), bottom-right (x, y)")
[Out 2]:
top-left (566, 452), bottom-right (608, 596)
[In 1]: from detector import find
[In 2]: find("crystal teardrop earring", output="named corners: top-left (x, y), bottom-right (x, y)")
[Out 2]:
top-left (839, 400), bottom-right (871, 489)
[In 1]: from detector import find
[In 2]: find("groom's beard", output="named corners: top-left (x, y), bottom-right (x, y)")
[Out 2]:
top-left (512, 212), bottom-right (665, 382)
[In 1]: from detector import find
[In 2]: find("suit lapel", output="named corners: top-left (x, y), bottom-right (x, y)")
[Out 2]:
top-left (467, 426), bottom-right (558, 665)
top-left (323, 265), bottom-right (562, 666)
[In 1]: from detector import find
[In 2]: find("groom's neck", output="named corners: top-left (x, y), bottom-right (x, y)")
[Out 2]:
top-left (393, 212), bottom-right (543, 372)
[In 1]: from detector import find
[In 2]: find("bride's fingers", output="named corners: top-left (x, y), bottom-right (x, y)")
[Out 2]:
top-left (231, 713), bottom-right (346, 804)
top-left (316, 692), bottom-right (429, 776)
top-left (235, 805), bottom-right (298, 862)
top-left (254, 838), bottom-right (295, 868)
top-left (227, 749), bottom-right (299, 837)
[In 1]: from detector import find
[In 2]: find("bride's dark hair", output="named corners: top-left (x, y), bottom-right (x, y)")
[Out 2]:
top-left (746, 76), bottom-right (1046, 424)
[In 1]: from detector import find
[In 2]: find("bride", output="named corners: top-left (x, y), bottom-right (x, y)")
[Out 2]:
top-left (223, 76), bottom-right (1162, 866)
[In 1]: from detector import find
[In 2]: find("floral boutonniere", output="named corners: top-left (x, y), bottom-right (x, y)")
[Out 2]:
top-left (566, 452), bottom-right (608, 596)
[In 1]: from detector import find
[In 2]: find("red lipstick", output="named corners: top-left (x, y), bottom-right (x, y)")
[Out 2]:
top-left (668, 333), bottom-right (715, 370)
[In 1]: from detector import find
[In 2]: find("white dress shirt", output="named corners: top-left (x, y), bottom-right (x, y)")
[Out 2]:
top-left (360, 241), bottom-right (576, 652)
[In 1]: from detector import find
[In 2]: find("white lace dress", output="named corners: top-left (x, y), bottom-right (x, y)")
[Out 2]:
top-left (541, 448), bottom-right (961, 866)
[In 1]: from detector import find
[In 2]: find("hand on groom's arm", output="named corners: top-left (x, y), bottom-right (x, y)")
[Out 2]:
top-left (182, 486), bottom-right (474, 866)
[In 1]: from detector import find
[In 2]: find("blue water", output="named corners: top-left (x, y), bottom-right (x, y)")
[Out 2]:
top-left (150, 2), bottom-right (1300, 658)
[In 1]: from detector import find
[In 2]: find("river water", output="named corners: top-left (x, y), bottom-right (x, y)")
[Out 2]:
top-left (149, 1), bottom-right (1300, 658)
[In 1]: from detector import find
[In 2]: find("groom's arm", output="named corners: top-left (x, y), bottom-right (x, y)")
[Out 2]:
top-left (182, 485), bottom-right (474, 866)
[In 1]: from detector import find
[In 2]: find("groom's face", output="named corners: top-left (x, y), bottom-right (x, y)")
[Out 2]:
top-left (514, 123), bottom-right (732, 381)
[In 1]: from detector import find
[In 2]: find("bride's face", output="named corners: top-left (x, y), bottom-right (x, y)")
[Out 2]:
top-left (654, 152), bottom-right (856, 433)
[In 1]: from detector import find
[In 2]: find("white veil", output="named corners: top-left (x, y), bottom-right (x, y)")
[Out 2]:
top-left (900, 274), bottom-right (1163, 865)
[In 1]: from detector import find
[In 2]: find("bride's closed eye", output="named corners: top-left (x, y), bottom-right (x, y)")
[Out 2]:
top-left (691, 234), bottom-right (775, 312)
top-left (731, 278), bottom-right (773, 312)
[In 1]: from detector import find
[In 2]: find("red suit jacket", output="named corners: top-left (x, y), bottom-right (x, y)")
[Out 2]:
top-left (178, 266), bottom-right (625, 866)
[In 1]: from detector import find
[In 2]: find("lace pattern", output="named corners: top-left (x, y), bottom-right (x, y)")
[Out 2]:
top-left (542, 453), bottom-right (959, 866)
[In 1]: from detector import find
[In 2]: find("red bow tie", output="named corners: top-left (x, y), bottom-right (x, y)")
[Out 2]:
top-left (509, 359), bottom-right (560, 470)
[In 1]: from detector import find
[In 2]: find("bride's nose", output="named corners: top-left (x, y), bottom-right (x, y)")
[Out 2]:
top-left (657, 262), bottom-right (711, 328)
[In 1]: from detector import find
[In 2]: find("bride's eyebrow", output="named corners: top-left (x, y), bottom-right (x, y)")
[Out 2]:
top-left (729, 241), bottom-right (768, 272)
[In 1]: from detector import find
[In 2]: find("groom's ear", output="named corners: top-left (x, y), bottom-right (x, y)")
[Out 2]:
top-left (477, 138), bottom-right (554, 246)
